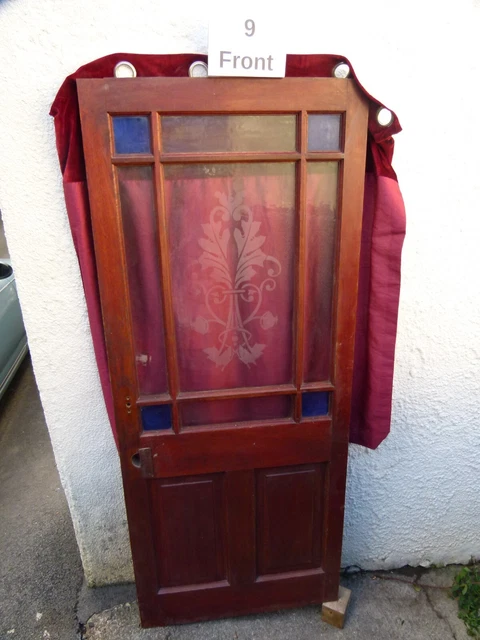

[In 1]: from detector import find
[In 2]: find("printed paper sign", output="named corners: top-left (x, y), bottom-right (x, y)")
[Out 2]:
top-left (208, 12), bottom-right (286, 78)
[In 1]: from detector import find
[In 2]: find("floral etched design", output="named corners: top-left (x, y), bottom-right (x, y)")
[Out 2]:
top-left (191, 190), bottom-right (281, 369)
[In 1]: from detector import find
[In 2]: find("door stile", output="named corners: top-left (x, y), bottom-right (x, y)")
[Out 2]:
top-left (77, 95), bottom-right (161, 609)
top-left (122, 461), bottom-right (164, 616)
top-left (151, 111), bottom-right (181, 433)
top-left (77, 97), bottom-right (140, 452)
top-left (322, 82), bottom-right (369, 599)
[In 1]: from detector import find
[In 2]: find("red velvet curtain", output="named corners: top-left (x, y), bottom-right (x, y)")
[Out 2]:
top-left (50, 53), bottom-right (406, 449)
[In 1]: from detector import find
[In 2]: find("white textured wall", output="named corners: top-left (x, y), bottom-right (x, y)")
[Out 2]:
top-left (0, 0), bottom-right (478, 584)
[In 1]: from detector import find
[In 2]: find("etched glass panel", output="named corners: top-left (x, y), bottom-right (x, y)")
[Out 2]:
top-left (141, 405), bottom-right (172, 431)
top-left (303, 162), bottom-right (338, 383)
top-left (302, 391), bottom-right (330, 417)
top-left (308, 114), bottom-right (341, 152)
top-left (181, 395), bottom-right (292, 428)
top-left (161, 115), bottom-right (296, 153)
top-left (113, 116), bottom-right (151, 154)
top-left (117, 166), bottom-right (168, 394)
top-left (165, 162), bottom-right (295, 392)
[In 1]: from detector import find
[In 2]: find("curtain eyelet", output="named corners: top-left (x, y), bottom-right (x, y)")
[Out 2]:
top-left (189, 61), bottom-right (208, 77)
top-left (114, 61), bottom-right (137, 78)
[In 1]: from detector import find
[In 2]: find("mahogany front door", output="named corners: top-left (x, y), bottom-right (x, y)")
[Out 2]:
top-left (77, 77), bottom-right (368, 626)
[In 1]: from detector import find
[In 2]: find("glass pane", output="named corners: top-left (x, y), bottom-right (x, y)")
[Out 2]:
top-left (161, 115), bottom-right (296, 153)
top-left (165, 162), bottom-right (295, 392)
top-left (181, 395), bottom-right (292, 428)
top-left (141, 405), bottom-right (172, 431)
top-left (303, 162), bottom-right (338, 382)
top-left (117, 166), bottom-right (168, 394)
top-left (113, 116), bottom-right (151, 154)
top-left (302, 392), bottom-right (330, 417)
top-left (308, 114), bottom-right (341, 152)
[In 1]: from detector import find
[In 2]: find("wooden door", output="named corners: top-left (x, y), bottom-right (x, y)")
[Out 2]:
top-left (77, 77), bottom-right (368, 627)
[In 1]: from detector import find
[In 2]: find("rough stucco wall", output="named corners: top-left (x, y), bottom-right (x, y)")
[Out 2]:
top-left (0, 0), bottom-right (478, 585)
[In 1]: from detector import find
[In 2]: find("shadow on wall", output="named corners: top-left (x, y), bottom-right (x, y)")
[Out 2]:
top-left (0, 213), bottom-right (10, 259)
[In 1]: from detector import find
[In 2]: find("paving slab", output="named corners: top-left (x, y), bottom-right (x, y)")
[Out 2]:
top-left (417, 566), bottom-right (473, 640)
top-left (83, 569), bottom-right (469, 640)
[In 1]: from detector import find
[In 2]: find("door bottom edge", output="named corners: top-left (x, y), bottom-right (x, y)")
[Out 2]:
top-left (139, 595), bottom-right (327, 628)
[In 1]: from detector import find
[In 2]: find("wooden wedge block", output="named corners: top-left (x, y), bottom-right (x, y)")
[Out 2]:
top-left (321, 586), bottom-right (352, 629)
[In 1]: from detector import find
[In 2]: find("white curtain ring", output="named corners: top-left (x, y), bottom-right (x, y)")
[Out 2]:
top-left (189, 61), bottom-right (208, 77)
top-left (114, 61), bottom-right (137, 78)
top-left (333, 62), bottom-right (350, 78)
top-left (377, 107), bottom-right (393, 127)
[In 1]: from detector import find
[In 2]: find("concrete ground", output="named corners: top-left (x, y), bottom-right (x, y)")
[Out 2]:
top-left (1, 217), bottom-right (84, 638)
top-left (0, 355), bottom-right (472, 640)
top-left (83, 566), bottom-right (471, 640)
top-left (0, 357), bottom-right (83, 639)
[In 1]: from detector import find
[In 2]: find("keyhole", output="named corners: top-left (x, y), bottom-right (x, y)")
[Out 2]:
top-left (131, 453), bottom-right (141, 468)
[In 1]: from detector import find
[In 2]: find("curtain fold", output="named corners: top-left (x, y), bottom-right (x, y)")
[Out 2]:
top-left (50, 53), bottom-right (406, 450)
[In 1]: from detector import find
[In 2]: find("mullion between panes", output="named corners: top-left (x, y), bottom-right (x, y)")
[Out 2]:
top-left (151, 112), bottom-right (181, 434)
top-left (294, 111), bottom-right (308, 422)
top-left (329, 158), bottom-right (344, 388)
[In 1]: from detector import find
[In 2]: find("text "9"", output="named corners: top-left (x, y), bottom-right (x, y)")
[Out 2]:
top-left (245, 19), bottom-right (255, 37)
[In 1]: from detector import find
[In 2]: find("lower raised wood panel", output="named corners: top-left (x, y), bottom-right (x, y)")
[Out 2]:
top-left (256, 464), bottom-right (325, 576)
top-left (146, 462), bottom-right (328, 595)
top-left (149, 473), bottom-right (226, 588)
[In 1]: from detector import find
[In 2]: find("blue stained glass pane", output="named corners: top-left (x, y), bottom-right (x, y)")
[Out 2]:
top-left (113, 116), bottom-right (151, 154)
top-left (141, 405), bottom-right (172, 431)
top-left (308, 114), bottom-right (341, 151)
top-left (302, 391), bottom-right (330, 418)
